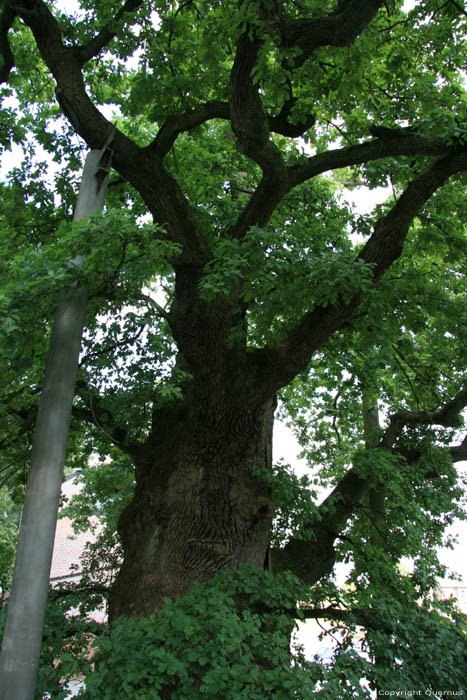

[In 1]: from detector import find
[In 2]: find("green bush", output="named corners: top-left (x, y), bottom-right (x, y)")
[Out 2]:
top-left (75, 568), bottom-right (317, 700)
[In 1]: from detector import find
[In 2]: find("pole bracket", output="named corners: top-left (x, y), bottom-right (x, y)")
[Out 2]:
top-left (95, 124), bottom-right (117, 192)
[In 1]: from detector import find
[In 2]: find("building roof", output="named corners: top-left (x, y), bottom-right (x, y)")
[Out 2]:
top-left (49, 472), bottom-right (100, 583)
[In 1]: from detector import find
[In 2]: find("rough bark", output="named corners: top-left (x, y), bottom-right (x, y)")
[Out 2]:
top-left (110, 391), bottom-right (276, 619)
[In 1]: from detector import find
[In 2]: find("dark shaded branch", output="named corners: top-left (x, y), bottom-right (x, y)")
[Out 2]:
top-left (273, 384), bottom-right (467, 585)
top-left (226, 28), bottom-right (290, 237)
top-left (227, 171), bottom-right (288, 239)
top-left (269, 98), bottom-right (316, 137)
top-left (298, 604), bottom-right (391, 633)
top-left (230, 31), bottom-right (286, 178)
top-left (48, 584), bottom-right (110, 599)
top-left (265, 0), bottom-right (384, 57)
top-left (149, 101), bottom-right (231, 158)
top-left (450, 434), bottom-right (467, 463)
top-left (76, 0), bottom-right (145, 64)
top-left (79, 324), bottom-right (146, 365)
top-left (148, 101), bottom-right (315, 159)
top-left (0, 392), bottom-right (41, 451)
top-left (0, 2), bottom-right (16, 83)
top-left (288, 132), bottom-right (448, 189)
top-left (0, 466), bottom-right (23, 489)
top-left (381, 385), bottom-right (467, 450)
top-left (0, 414), bottom-right (35, 451)
top-left (11, 0), bottom-right (118, 148)
top-left (396, 436), bottom-right (467, 468)
top-left (391, 342), bottom-right (433, 410)
top-left (358, 148), bottom-right (467, 275)
top-left (395, 385), bottom-right (467, 429)
top-left (272, 465), bottom-right (372, 584)
top-left (446, 0), bottom-right (467, 18)
top-left (156, 124), bottom-right (450, 255)
top-left (298, 605), bottom-right (350, 621)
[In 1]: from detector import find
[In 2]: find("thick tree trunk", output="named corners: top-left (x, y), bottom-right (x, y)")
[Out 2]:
top-left (110, 392), bottom-right (276, 619)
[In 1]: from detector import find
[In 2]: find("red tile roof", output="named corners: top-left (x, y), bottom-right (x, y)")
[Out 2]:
top-left (49, 472), bottom-right (100, 583)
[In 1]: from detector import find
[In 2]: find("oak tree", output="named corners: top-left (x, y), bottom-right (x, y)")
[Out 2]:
top-left (0, 0), bottom-right (466, 696)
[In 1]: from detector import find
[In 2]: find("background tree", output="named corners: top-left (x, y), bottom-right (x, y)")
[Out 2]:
top-left (0, 0), bottom-right (466, 697)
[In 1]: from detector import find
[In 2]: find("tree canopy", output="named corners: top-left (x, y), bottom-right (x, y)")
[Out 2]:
top-left (0, 0), bottom-right (467, 697)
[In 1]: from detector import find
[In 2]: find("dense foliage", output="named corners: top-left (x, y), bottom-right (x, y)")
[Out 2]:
top-left (1, 0), bottom-right (467, 697)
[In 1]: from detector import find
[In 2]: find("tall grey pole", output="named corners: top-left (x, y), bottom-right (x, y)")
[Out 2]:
top-left (0, 146), bottom-right (112, 700)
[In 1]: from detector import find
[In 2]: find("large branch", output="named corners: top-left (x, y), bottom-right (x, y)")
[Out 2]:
top-left (226, 28), bottom-right (289, 238)
top-left (450, 434), bottom-right (467, 463)
top-left (272, 464), bottom-right (372, 584)
top-left (230, 31), bottom-right (286, 178)
top-left (298, 605), bottom-right (389, 633)
top-left (382, 388), bottom-right (467, 466)
top-left (273, 386), bottom-right (467, 584)
top-left (251, 147), bottom-right (467, 395)
top-left (224, 0), bottom-right (387, 239)
top-left (381, 385), bottom-right (467, 450)
top-left (230, 130), bottom-right (449, 246)
top-left (266, 0), bottom-right (384, 58)
top-left (287, 131), bottom-right (448, 189)
top-left (0, 407), bottom-right (36, 451)
top-left (396, 385), bottom-right (467, 429)
top-left (148, 101), bottom-right (316, 160)
top-left (0, 2), bottom-right (15, 82)
top-left (11, 0), bottom-right (208, 266)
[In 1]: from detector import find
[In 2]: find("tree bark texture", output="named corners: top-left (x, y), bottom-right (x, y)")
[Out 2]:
top-left (110, 393), bottom-right (276, 619)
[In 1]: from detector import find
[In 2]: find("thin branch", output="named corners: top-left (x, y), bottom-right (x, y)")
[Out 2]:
top-left (391, 345), bottom-right (424, 413)
top-left (79, 323), bottom-right (146, 364)
top-left (139, 293), bottom-right (171, 322)
top-left (48, 584), bottom-right (110, 599)
top-left (76, 0), bottom-right (145, 64)
top-left (331, 391), bottom-right (342, 449)
top-left (322, 118), bottom-right (356, 146)
top-left (0, 385), bottom-right (40, 405)
top-left (0, 465), bottom-right (22, 490)
top-left (0, 405), bottom-right (37, 451)
top-left (167, 1), bottom-right (204, 53)
top-left (73, 381), bottom-right (144, 458)
top-left (392, 342), bottom-right (441, 407)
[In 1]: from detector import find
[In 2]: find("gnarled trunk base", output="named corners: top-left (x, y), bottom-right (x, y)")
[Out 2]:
top-left (110, 395), bottom-right (276, 619)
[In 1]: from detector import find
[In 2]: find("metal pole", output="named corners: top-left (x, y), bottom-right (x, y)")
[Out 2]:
top-left (0, 148), bottom-right (112, 700)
